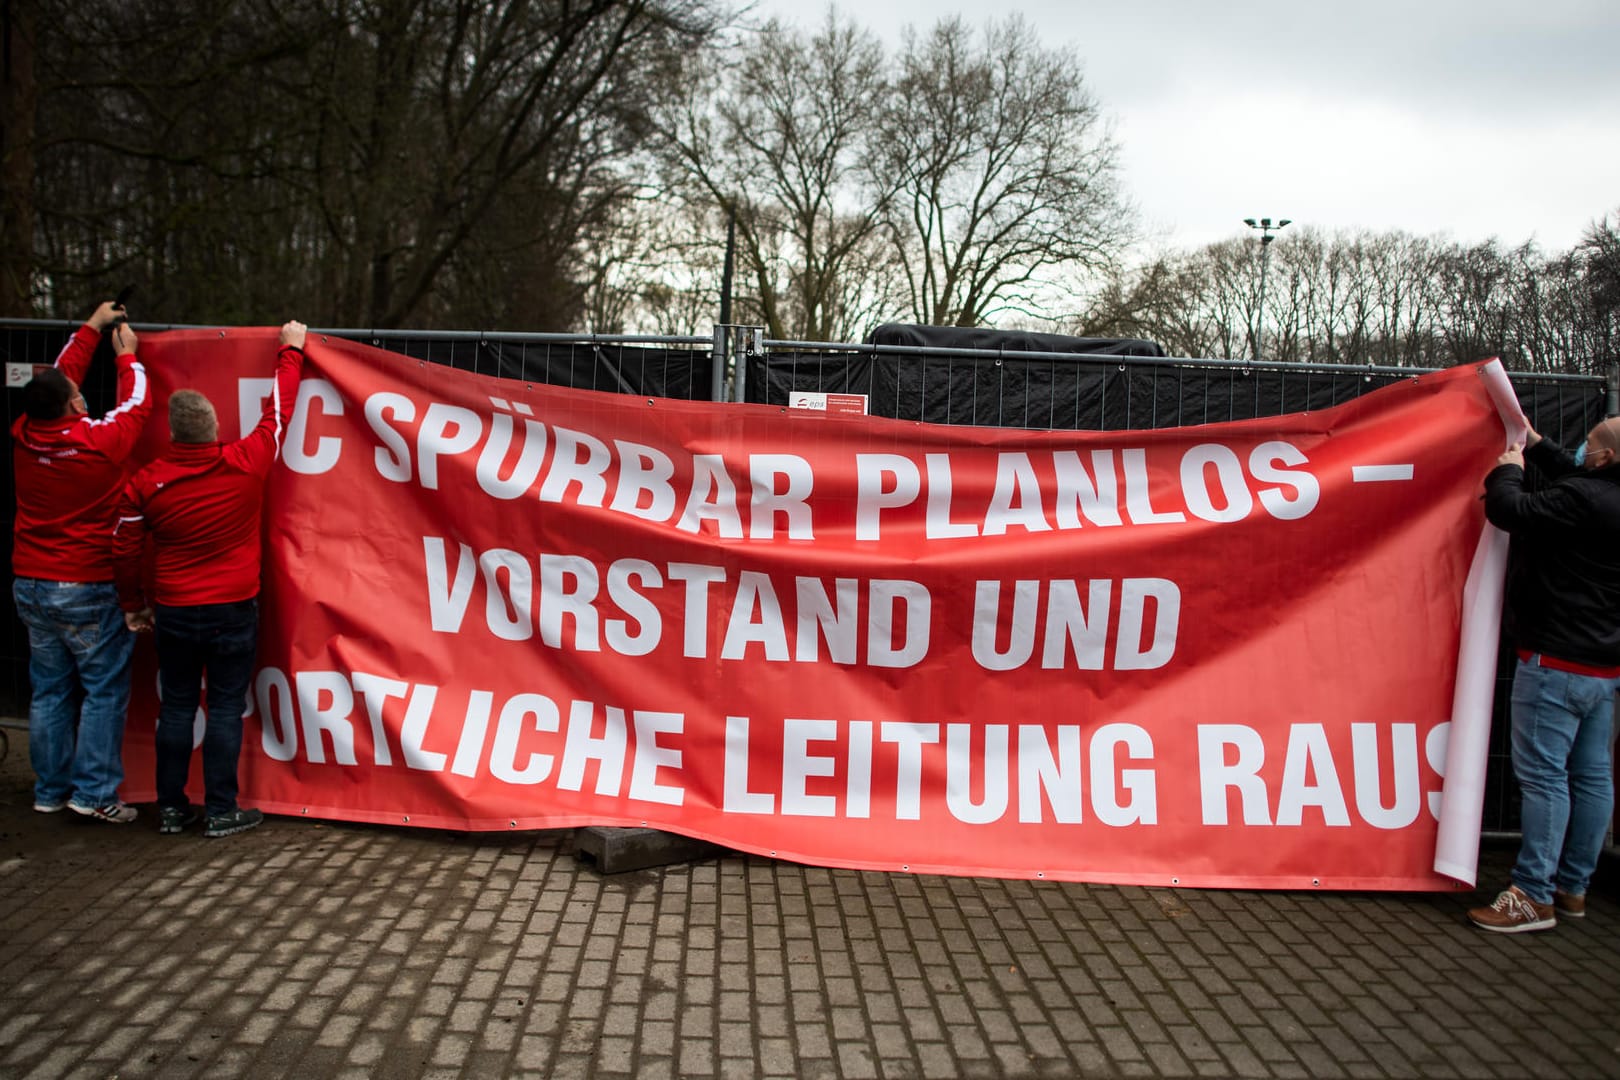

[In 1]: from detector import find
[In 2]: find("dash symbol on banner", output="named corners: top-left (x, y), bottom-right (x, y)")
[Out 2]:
top-left (1350, 465), bottom-right (1414, 482)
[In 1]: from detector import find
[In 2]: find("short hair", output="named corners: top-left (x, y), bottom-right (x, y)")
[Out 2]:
top-left (22, 368), bottom-right (75, 421)
top-left (168, 389), bottom-right (219, 443)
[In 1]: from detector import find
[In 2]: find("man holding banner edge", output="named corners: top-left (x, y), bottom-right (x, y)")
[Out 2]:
top-left (112, 321), bottom-right (307, 839)
top-left (11, 300), bottom-right (150, 823)
top-left (1468, 419), bottom-right (1620, 932)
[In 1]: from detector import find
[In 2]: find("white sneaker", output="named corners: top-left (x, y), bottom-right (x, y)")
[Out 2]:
top-left (67, 800), bottom-right (138, 824)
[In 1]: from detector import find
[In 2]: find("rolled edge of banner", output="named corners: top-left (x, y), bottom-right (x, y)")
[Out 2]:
top-left (1431, 858), bottom-right (1479, 884)
top-left (1478, 358), bottom-right (1529, 448)
top-left (1432, 524), bottom-right (1510, 886)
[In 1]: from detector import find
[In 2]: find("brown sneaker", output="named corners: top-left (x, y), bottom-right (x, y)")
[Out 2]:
top-left (1554, 891), bottom-right (1586, 918)
top-left (1468, 885), bottom-right (1556, 933)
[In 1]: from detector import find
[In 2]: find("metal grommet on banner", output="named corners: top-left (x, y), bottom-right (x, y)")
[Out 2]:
top-left (402, 815), bottom-right (410, 823)
top-left (301, 808), bottom-right (308, 815)
top-left (1171, 877), bottom-right (1179, 885)
top-left (1036, 872), bottom-right (1045, 879)
top-left (509, 821), bottom-right (517, 829)
top-left (1312, 878), bottom-right (1321, 887)
top-left (647, 399), bottom-right (655, 406)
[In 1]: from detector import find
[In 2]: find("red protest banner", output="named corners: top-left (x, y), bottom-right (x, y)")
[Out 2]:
top-left (116, 329), bottom-right (1508, 889)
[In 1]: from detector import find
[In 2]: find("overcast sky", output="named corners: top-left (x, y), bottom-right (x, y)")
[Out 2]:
top-left (750, 0), bottom-right (1619, 254)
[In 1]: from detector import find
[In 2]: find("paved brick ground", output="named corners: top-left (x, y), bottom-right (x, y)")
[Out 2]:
top-left (2, 732), bottom-right (1618, 1079)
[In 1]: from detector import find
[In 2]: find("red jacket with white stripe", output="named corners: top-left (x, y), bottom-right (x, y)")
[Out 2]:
top-left (11, 324), bottom-right (152, 582)
top-left (113, 345), bottom-right (304, 610)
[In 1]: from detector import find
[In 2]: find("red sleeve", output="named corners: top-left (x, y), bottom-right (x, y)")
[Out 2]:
top-left (52, 323), bottom-right (101, 385)
top-left (224, 345), bottom-right (305, 476)
top-left (112, 481), bottom-right (150, 611)
top-left (80, 351), bottom-right (154, 463)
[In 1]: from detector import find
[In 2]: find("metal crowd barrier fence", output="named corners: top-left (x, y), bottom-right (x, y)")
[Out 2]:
top-left (1, 318), bottom-right (1610, 836)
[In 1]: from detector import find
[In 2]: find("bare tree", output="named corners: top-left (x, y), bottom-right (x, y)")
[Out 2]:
top-left (872, 15), bottom-right (1131, 328)
top-left (28, 0), bottom-right (725, 328)
top-left (656, 11), bottom-right (897, 340)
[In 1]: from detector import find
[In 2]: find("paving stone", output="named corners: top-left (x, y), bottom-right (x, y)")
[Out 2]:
top-left (4, 742), bottom-right (1620, 1080)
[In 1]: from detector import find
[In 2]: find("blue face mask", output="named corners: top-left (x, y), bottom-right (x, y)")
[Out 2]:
top-left (1575, 443), bottom-right (1588, 467)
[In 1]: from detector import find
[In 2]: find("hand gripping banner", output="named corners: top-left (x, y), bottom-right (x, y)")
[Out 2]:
top-left (116, 330), bottom-right (1516, 890)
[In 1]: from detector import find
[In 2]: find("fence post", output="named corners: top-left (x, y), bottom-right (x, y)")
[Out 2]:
top-left (732, 327), bottom-right (761, 408)
top-left (710, 325), bottom-right (728, 403)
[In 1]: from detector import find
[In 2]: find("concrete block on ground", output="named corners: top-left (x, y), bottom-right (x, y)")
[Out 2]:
top-left (573, 827), bottom-right (724, 874)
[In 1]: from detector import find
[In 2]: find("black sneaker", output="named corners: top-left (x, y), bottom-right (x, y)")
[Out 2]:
top-left (159, 805), bottom-right (200, 835)
top-left (204, 808), bottom-right (264, 838)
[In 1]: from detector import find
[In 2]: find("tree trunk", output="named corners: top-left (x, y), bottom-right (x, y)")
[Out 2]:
top-left (0, 0), bottom-right (36, 315)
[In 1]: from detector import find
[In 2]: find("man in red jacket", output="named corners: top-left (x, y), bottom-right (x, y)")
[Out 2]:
top-left (113, 320), bottom-right (306, 838)
top-left (12, 300), bottom-right (151, 823)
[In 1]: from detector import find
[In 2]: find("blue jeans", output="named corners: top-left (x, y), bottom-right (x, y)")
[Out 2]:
top-left (12, 578), bottom-right (134, 807)
top-left (1509, 656), bottom-right (1620, 904)
top-left (153, 599), bottom-right (259, 816)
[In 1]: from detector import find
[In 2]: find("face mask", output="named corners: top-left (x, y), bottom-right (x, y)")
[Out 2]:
top-left (1575, 443), bottom-right (1587, 467)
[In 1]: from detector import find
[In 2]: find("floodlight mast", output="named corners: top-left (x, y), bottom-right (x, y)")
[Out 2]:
top-left (1244, 217), bottom-right (1292, 361)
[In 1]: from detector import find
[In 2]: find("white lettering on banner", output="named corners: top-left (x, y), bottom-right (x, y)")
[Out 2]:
top-left (1251, 442), bottom-right (1319, 518)
top-left (489, 693), bottom-right (559, 784)
top-left (749, 454), bottom-right (815, 539)
top-left (418, 536), bottom-right (933, 668)
top-left (237, 378), bottom-right (273, 440)
top-left (286, 381), bottom-right (344, 474)
top-left (254, 669), bottom-right (687, 803)
top-left (365, 391), bottom-right (415, 482)
top-left (351, 672), bottom-right (402, 766)
top-left (1352, 722), bottom-right (1422, 829)
top-left (851, 444), bottom-right (1318, 540)
top-left (783, 718), bottom-right (840, 816)
top-left (1089, 724), bottom-right (1158, 826)
top-left (1425, 722), bottom-right (1450, 822)
top-left (417, 404), bottom-right (482, 490)
top-left (720, 716), bottom-right (1158, 825)
top-left (252, 664), bottom-right (1444, 836)
top-left (1197, 723), bottom-right (1441, 827)
top-left (557, 700), bottom-right (627, 796)
top-left (628, 710), bottom-right (685, 805)
top-left (971, 578), bottom-right (1181, 672)
top-left (608, 440), bottom-right (676, 520)
top-left (478, 410), bottom-right (549, 498)
top-left (1121, 449), bottom-right (1185, 525)
top-left (296, 670), bottom-right (359, 765)
top-left (355, 390), bottom-right (1326, 542)
top-left (232, 378), bottom-right (344, 475)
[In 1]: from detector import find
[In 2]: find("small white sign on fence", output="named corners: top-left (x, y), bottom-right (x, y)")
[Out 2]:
top-left (788, 392), bottom-right (868, 416)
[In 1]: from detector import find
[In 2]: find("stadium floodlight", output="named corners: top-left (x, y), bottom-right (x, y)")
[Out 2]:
top-left (1244, 216), bottom-right (1292, 362)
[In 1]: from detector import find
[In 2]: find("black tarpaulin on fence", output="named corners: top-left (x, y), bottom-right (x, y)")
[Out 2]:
top-left (333, 336), bottom-right (714, 400)
top-left (750, 346), bottom-right (1603, 439)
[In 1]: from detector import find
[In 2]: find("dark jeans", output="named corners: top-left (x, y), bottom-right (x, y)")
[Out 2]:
top-left (154, 599), bottom-right (258, 816)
